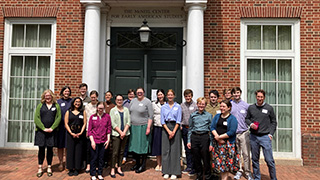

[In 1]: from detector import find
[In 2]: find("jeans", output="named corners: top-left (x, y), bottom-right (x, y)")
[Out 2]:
top-left (250, 134), bottom-right (277, 180)
top-left (182, 126), bottom-right (193, 170)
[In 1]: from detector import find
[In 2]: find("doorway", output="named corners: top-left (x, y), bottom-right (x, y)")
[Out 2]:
top-left (109, 27), bottom-right (183, 102)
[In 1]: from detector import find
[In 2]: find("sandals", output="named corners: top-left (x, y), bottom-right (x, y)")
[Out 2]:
top-left (47, 166), bottom-right (53, 177)
top-left (36, 167), bottom-right (43, 178)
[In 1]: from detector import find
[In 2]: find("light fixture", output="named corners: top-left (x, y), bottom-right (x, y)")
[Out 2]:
top-left (138, 19), bottom-right (152, 43)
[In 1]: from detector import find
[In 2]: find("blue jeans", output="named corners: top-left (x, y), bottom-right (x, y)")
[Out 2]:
top-left (250, 134), bottom-right (277, 180)
top-left (182, 126), bottom-right (193, 170)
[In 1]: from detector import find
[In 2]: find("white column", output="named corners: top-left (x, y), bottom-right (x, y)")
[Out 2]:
top-left (186, 3), bottom-right (206, 99)
top-left (82, 4), bottom-right (101, 92)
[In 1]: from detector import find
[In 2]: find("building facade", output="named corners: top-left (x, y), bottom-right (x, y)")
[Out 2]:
top-left (0, 0), bottom-right (319, 166)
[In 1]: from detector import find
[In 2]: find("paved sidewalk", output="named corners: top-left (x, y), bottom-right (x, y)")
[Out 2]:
top-left (1, 153), bottom-right (320, 180)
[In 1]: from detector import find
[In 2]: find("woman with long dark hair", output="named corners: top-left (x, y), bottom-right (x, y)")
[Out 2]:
top-left (151, 89), bottom-right (166, 171)
top-left (64, 97), bottom-right (87, 176)
top-left (56, 86), bottom-right (72, 171)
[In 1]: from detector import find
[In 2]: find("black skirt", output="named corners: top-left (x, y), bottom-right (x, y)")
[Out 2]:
top-left (34, 130), bottom-right (57, 147)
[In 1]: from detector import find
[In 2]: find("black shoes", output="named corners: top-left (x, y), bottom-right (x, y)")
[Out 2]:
top-left (130, 164), bottom-right (139, 171)
top-left (116, 171), bottom-right (124, 176)
top-left (135, 166), bottom-right (146, 173)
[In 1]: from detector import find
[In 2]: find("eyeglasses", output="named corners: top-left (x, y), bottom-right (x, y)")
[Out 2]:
top-left (97, 108), bottom-right (104, 110)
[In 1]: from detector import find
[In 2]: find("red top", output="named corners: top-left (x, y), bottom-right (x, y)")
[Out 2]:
top-left (88, 113), bottom-right (111, 144)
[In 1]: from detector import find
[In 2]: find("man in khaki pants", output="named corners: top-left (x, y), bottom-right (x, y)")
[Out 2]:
top-left (231, 87), bottom-right (253, 180)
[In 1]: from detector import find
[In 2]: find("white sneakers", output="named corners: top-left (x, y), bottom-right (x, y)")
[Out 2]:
top-left (170, 175), bottom-right (177, 179)
top-left (163, 174), bottom-right (177, 179)
top-left (247, 174), bottom-right (254, 180)
top-left (234, 172), bottom-right (242, 180)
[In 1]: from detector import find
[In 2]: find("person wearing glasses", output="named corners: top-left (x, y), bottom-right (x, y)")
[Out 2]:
top-left (128, 87), bottom-right (153, 173)
top-left (109, 94), bottom-right (131, 178)
top-left (88, 102), bottom-right (112, 180)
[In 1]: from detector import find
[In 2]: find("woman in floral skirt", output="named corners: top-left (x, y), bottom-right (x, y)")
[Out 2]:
top-left (211, 100), bottom-right (240, 180)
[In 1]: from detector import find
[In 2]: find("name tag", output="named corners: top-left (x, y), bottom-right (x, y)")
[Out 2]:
top-left (83, 102), bottom-right (88, 106)
top-left (139, 103), bottom-right (143, 106)
top-left (189, 107), bottom-right (194, 111)
top-left (223, 121), bottom-right (228, 126)
top-left (262, 109), bottom-right (268, 114)
top-left (51, 107), bottom-right (56, 111)
top-left (92, 116), bottom-right (98, 120)
top-left (173, 107), bottom-right (178, 111)
top-left (79, 115), bottom-right (83, 119)
top-left (115, 111), bottom-right (118, 115)
top-left (240, 109), bottom-right (246, 114)
top-left (216, 110), bottom-right (221, 114)
top-left (61, 103), bottom-right (65, 107)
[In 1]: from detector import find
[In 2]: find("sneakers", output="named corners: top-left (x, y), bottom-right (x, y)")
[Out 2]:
top-left (234, 172), bottom-right (242, 180)
top-left (188, 170), bottom-right (195, 176)
top-left (170, 175), bottom-right (177, 179)
top-left (182, 168), bottom-right (191, 174)
top-left (247, 174), bottom-right (254, 180)
top-left (163, 174), bottom-right (170, 179)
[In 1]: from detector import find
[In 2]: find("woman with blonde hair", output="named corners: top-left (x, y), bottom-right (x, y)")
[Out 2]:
top-left (34, 89), bottom-right (61, 177)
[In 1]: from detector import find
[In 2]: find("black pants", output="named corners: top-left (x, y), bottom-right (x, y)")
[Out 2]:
top-left (66, 133), bottom-right (83, 170)
top-left (38, 146), bottom-right (53, 165)
top-left (191, 133), bottom-right (211, 179)
top-left (85, 137), bottom-right (91, 165)
top-left (90, 143), bottom-right (105, 176)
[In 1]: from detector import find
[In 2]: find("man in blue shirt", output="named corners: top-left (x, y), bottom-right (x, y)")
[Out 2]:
top-left (187, 97), bottom-right (213, 180)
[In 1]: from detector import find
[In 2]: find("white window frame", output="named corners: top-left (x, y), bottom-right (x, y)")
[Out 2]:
top-left (240, 18), bottom-right (301, 159)
top-left (0, 18), bottom-right (56, 148)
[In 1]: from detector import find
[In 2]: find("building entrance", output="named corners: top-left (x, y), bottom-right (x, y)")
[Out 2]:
top-left (110, 27), bottom-right (183, 102)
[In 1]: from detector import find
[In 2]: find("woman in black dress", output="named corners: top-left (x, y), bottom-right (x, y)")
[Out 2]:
top-left (64, 97), bottom-right (87, 176)
top-left (34, 89), bottom-right (61, 177)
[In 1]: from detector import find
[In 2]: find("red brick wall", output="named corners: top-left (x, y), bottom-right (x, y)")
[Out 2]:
top-left (0, 0), bottom-right (85, 103)
top-left (204, 0), bottom-right (320, 166)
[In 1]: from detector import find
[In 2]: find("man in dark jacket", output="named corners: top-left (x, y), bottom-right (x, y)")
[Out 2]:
top-left (245, 89), bottom-right (277, 180)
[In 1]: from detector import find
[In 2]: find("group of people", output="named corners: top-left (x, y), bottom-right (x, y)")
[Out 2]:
top-left (34, 83), bottom-right (277, 180)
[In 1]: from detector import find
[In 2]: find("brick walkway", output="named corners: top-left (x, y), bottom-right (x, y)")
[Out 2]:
top-left (1, 153), bottom-right (320, 180)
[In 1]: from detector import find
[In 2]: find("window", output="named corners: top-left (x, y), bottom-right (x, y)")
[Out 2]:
top-left (247, 25), bottom-right (291, 50)
top-left (247, 58), bottom-right (292, 152)
top-left (12, 24), bottom-right (51, 47)
top-left (241, 19), bottom-right (300, 157)
top-left (8, 56), bottom-right (50, 143)
top-left (1, 18), bottom-right (56, 147)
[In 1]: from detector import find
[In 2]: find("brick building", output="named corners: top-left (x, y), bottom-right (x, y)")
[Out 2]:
top-left (0, 0), bottom-right (319, 166)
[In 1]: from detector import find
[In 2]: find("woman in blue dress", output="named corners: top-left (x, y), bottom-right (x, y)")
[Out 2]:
top-left (57, 86), bottom-right (73, 171)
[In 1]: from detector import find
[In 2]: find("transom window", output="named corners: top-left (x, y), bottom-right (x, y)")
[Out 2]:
top-left (247, 25), bottom-right (292, 50)
top-left (12, 24), bottom-right (51, 48)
